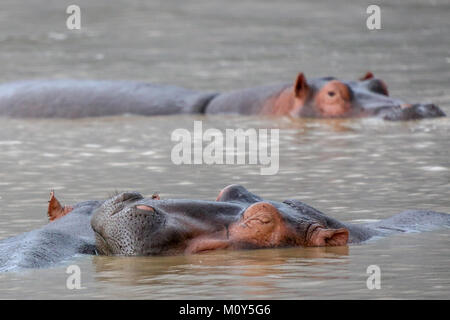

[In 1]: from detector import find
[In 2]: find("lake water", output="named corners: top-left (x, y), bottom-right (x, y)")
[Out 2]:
top-left (0, 0), bottom-right (449, 299)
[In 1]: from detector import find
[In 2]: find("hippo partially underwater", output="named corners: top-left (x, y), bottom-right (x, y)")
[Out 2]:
top-left (0, 185), bottom-right (449, 271)
top-left (0, 72), bottom-right (445, 120)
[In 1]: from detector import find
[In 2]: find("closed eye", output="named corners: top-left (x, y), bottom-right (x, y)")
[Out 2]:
top-left (242, 213), bottom-right (273, 224)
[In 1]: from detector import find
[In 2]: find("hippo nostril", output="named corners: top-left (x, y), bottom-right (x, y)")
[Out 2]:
top-left (412, 103), bottom-right (446, 117)
top-left (116, 192), bottom-right (143, 203)
top-left (380, 102), bottom-right (446, 120)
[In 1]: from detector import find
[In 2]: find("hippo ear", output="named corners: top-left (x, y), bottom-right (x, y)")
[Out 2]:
top-left (294, 72), bottom-right (309, 99)
top-left (47, 190), bottom-right (73, 222)
top-left (151, 192), bottom-right (160, 200)
top-left (360, 71), bottom-right (374, 81)
top-left (309, 227), bottom-right (349, 246)
top-left (216, 184), bottom-right (263, 203)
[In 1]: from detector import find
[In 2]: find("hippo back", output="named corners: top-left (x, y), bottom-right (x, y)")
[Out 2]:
top-left (0, 80), bottom-right (218, 118)
top-left (0, 200), bottom-right (101, 272)
top-left (366, 210), bottom-right (450, 234)
top-left (205, 83), bottom-right (290, 115)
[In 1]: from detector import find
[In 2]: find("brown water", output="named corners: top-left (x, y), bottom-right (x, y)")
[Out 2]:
top-left (0, 0), bottom-right (449, 299)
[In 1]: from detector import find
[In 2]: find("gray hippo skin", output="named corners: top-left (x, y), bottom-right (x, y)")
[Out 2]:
top-left (0, 199), bottom-right (101, 272)
top-left (0, 80), bottom-right (218, 118)
top-left (0, 72), bottom-right (445, 120)
top-left (1, 185), bottom-right (448, 271)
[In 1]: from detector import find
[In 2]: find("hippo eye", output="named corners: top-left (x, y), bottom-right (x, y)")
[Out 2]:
top-left (243, 213), bottom-right (272, 225)
top-left (328, 91), bottom-right (336, 97)
top-left (259, 215), bottom-right (272, 224)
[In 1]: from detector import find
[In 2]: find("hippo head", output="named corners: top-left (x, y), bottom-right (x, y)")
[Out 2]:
top-left (225, 201), bottom-right (349, 249)
top-left (215, 185), bottom-right (349, 249)
top-left (91, 186), bottom-right (349, 256)
top-left (288, 72), bottom-right (445, 120)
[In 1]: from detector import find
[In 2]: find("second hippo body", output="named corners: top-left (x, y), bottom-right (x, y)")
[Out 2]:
top-left (0, 80), bottom-right (218, 118)
top-left (0, 72), bottom-right (445, 120)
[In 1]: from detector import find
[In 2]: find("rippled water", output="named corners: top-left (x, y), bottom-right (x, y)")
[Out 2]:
top-left (0, 0), bottom-right (449, 299)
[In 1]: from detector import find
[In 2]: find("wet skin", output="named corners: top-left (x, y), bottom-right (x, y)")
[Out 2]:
top-left (206, 72), bottom-right (445, 120)
top-left (91, 185), bottom-right (450, 256)
top-left (0, 72), bottom-right (445, 120)
top-left (0, 185), bottom-right (448, 271)
top-left (0, 197), bottom-right (101, 272)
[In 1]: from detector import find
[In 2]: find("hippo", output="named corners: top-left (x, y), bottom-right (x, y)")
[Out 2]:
top-left (0, 72), bottom-right (445, 120)
top-left (0, 186), bottom-right (448, 271)
top-left (91, 185), bottom-right (450, 255)
top-left (2, 185), bottom-right (448, 272)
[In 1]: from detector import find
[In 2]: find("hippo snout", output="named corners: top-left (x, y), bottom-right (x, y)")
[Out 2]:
top-left (410, 103), bottom-right (445, 118)
top-left (379, 103), bottom-right (446, 121)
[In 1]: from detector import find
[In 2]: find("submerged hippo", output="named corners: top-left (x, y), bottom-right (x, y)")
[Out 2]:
top-left (2, 185), bottom-right (448, 271)
top-left (0, 72), bottom-right (445, 120)
top-left (91, 185), bottom-right (450, 255)
top-left (0, 192), bottom-right (101, 272)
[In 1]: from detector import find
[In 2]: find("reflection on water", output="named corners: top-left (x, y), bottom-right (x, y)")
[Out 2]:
top-left (0, 0), bottom-right (449, 299)
top-left (92, 246), bottom-right (349, 286)
top-left (91, 247), bottom-right (350, 299)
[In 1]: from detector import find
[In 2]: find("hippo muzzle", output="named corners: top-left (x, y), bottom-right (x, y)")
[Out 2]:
top-left (350, 76), bottom-right (446, 120)
top-left (375, 103), bottom-right (446, 121)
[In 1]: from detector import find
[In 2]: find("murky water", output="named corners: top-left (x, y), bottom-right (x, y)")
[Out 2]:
top-left (0, 0), bottom-right (449, 299)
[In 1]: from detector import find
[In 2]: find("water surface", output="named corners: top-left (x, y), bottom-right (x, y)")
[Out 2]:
top-left (0, 0), bottom-right (449, 299)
